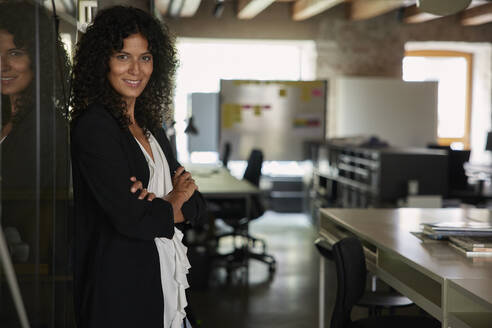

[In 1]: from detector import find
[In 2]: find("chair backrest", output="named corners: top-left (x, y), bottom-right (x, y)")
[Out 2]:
top-left (243, 149), bottom-right (263, 187)
top-left (221, 142), bottom-right (231, 168)
top-left (315, 237), bottom-right (367, 328)
top-left (243, 149), bottom-right (265, 219)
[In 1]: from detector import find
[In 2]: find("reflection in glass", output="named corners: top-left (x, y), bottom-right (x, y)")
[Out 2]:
top-left (0, 1), bottom-right (72, 327)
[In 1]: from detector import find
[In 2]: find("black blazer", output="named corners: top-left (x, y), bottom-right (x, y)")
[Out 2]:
top-left (70, 103), bottom-right (205, 328)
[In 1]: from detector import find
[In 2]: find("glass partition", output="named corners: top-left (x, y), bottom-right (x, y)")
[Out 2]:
top-left (0, 1), bottom-right (74, 327)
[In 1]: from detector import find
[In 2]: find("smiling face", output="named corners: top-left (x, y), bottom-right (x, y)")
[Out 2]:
top-left (107, 33), bottom-right (153, 107)
top-left (0, 29), bottom-right (33, 97)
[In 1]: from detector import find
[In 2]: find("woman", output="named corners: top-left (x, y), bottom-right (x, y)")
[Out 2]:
top-left (70, 6), bottom-right (205, 328)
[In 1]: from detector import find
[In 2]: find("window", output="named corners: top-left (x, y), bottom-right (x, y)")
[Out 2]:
top-left (403, 50), bottom-right (473, 149)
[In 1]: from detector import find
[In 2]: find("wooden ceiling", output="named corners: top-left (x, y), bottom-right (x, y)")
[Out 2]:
top-left (155, 0), bottom-right (492, 26)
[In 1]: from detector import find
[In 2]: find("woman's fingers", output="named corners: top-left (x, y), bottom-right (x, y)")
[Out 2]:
top-left (130, 180), bottom-right (143, 193)
top-left (128, 169), bottom-right (196, 203)
top-left (128, 177), bottom-right (160, 202)
top-left (177, 172), bottom-right (192, 182)
top-left (130, 177), bottom-right (150, 200)
top-left (173, 167), bottom-right (185, 181)
top-left (171, 167), bottom-right (199, 198)
top-left (138, 188), bottom-right (149, 200)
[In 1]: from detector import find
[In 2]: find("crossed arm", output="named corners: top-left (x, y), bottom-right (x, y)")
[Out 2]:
top-left (129, 166), bottom-right (198, 224)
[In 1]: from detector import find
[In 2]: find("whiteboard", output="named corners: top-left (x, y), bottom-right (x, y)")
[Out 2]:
top-left (332, 77), bottom-right (438, 147)
top-left (220, 80), bottom-right (327, 161)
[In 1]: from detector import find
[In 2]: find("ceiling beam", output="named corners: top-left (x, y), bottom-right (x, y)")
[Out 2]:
top-left (461, 3), bottom-right (492, 26)
top-left (178, 0), bottom-right (202, 17)
top-left (402, 4), bottom-right (440, 23)
top-left (154, 0), bottom-right (171, 15)
top-left (162, 0), bottom-right (201, 17)
top-left (238, 0), bottom-right (276, 19)
top-left (292, 0), bottom-right (345, 21)
top-left (348, 0), bottom-right (406, 21)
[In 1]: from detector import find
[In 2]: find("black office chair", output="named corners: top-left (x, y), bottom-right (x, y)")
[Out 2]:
top-left (315, 237), bottom-right (412, 317)
top-left (315, 237), bottom-right (440, 328)
top-left (211, 149), bottom-right (276, 275)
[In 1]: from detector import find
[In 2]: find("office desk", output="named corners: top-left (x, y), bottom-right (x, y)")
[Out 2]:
top-left (186, 164), bottom-right (260, 220)
top-left (187, 164), bottom-right (259, 198)
top-left (318, 208), bottom-right (492, 328)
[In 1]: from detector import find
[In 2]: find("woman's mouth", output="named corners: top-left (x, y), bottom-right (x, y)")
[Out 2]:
top-left (123, 79), bottom-right (141, 88)
top-left (1, 76), bottom-right (17, 85)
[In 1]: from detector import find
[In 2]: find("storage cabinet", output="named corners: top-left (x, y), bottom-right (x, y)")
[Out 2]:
top-left (310, 143), bottom-right (448, 209)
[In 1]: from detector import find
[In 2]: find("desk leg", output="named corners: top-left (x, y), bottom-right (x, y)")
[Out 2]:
top-left (319, 256), bottom-right (325, 328)
top-left (245, 195), bottom-right (251, 281)
top-left (442, 279), bottom-right (447, 328)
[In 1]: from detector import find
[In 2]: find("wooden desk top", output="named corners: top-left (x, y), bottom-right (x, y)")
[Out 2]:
top-left (186, 164), bottom-right (259, 197)
top-left (319, 208), bottom-right (492, 283)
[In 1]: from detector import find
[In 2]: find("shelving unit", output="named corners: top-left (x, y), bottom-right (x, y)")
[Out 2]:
top-left (310, 142), bottom-right (448, 209)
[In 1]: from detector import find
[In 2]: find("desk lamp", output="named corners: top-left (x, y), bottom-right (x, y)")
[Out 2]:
top-left (485, 131), bottom-right (492, 152)
top-left (185, 116), bottom-right (199, 135)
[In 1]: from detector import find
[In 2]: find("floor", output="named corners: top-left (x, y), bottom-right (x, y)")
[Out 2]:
top-left (187, 210), bottom-right (425, 328)
top-left (187, 211), bottom-right (321, 328)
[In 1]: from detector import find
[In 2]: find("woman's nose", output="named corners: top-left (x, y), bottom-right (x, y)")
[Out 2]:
top-left (0, 55), bottom-right (11, 72)
top-left (128, 59), bottom-right (140, 75)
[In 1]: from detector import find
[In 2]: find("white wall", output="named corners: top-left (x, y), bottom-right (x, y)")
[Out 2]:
top-left (330, 77), bottom-right (438, 148)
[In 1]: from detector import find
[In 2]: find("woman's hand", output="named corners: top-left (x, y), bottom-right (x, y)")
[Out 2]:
top-left (129, 176), bottom-right (156, 201)
top-left (171, 166), bottom-right (198, 202)
top-left (162, 167), bottom-right (198, 224)
top-left (129, 177), bottom-right (183, 224)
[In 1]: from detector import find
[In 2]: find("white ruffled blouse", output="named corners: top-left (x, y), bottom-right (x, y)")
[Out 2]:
top-left (134, 133), bottom-right (191, 328)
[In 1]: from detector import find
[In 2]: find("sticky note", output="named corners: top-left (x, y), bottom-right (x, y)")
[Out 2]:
top-left (233, 104), bottom-right (242, 122)
top-left (254, 105), bottom-right (261, 116)
top-left (222, 104), bottom-right (234, 129)
top-left (301, 87), bottom-right (311, 102)
top-left (312, 88), bottom-right (322, 97)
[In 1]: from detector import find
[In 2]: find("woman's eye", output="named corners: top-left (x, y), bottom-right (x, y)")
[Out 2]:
top-left (116, 54), bottom-right (128, 60)
top-left (141, 55), bottom-right (152, 62)
top-left (8, 50), bottom-right (25, 57)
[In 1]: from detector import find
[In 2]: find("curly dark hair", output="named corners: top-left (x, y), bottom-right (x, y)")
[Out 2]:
top-left (0, 1), bottom-right (71, 127)
top-left (70, 6), bottom-right (178, 133)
